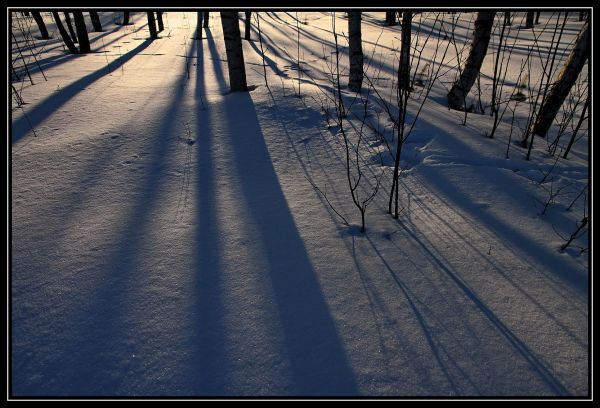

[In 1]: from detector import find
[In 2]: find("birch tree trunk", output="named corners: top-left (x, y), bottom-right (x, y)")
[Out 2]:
top-left (348, 12), bottom-right (364, 92)
top-left (245, 11), bottom-right (251, 41)
top-left (220, 12), bottom-right (248, 92)
top-left (526, 11), bottom-right (534, 28)
top-left (531, 21), bottom-right (589, 137)
top-left (447, 11), bottom-right (495, 111)
top-left (31, 11), bottom-right (50, 39)
top-left (64, 12), bottom-right (78, 43)
top-left (52, 12), bottom-right (79, 54)
top-left (147, 12), bottom-right (158, 39)
top-left (386, 11), bottom-right (396, 26)
top-left (73, 11), bottom-right (90, 53)
top-left (196, 12), bottom-right (203, 39)
top-left (89, 11), bottom-right (102, 32)
top-left (157, 11), bottom-right (164, 32)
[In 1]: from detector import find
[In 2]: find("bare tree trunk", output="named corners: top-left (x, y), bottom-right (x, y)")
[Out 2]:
top-left (447, 12), bottom-right (495, 111)
top-left (52, 12), bottom-right (79, 54)
top-left (531, 21), bottom-right (589, 137)
top-left (196, 12), bottom-right (203, 39)
top-left (535, 11), bottom-right (541, 24)
top-left (73, 11), bottom-right (90, 53)
top-left (31, 11), bottom-right (50, 39)
top-left (389, 12), bottom-right (412, 218)
top-left (220, 11), bottom-right (248, 92)
top-left (89, 11), bottom-right (102, 32)
top-left (504, 11), bottom-right (511, 26)
top-left (147, 12), bottom-right (158, 39)
top-left (64, 12), bottom-right (78, 43)
top-left (385, 11), bottom-right (396, 26)
top-left (122, 11), bottom-right (130, 25)
top-left (157, 11), bottom-right (164, 32)
top-left (204, 11), bottom-right (209, 28)
top-left (244, 11), bottom-right (251, 40)
top-left (563, 93), bottom-right (588, 159)
top-left (348, 11), bottom-right (363, 92)
top-left (525, 11), bottom-right (534, 28)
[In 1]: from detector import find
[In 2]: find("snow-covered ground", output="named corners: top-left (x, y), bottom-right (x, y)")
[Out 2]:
top-left (11, 11), bottom-right (589, 397)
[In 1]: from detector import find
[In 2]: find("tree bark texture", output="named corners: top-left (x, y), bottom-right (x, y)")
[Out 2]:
top-left (447, 12), bottom-right (496, 111)
top-left (220, 12), bottom-right (248, 92)
top-left (531, 21), bottom-right (589, 137)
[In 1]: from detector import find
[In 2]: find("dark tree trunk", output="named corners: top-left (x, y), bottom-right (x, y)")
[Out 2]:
top-left (220, 11), bottom-right (248, 92)
top-left (52, 12), bottom-right (79, 54)
top-left (385, 11), bottom-right (396, 26)
top-left (504, 12), bottom-right (511, 26)
top-left (531, 21), bottom-right (589, 137)
top-left (563, 94), bottom-right (588, 159)
top-left (89, 11), bottom-right (102, 32)
top-left (389, 12), bottom-right (412, 218)
top-left (122, 11), bottom-right (130, 25)
top-left (157, 11), bottom-right (164, 32)
top-left (64, 12), bottom-right (78, 43)
top-left (447, 12), bottom-right (496, 111)
top-left (535, 11), bottom-right (541, 24)
top-left (31, 11), bottom-right (50, 39)
top-left (348, 11), bottom-right (363, 92)
top-left (526, 11), bottom-right (534, 28)
top-left (245, 11), bottom-right (251, 41)
top-left (73, 11), bottom-right (90, 53)
top-left (147, 12), bottom-right (158, 39)
top-left (579, 12), bottom-right (586, 21)
top-left (196, 12), bottom-right (203, 39)
top-left (204, 11), bottom-right (209, 28)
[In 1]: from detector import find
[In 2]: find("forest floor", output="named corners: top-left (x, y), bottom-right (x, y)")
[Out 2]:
top-left (11, 11), bottom-right (589, 397)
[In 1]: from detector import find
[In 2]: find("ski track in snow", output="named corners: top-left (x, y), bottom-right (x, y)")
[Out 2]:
top-left (11, 12), bottom-right (588, 397)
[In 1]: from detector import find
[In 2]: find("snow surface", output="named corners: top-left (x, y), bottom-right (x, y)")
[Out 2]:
top-left (11, 11), bottom-right (589, 397)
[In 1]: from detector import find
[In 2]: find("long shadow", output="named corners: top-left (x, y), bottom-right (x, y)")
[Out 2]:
top-left (13, 19), bottom-right (149, 79)
top-left (11, 43), bottom-right (193, 395)
top-left (190, 30), bottom-right (228, 396)
top-left (392, 222), bottom-right (572, 396)
top-left (407, 121), bottom-right (588, 296)
top-left (12, 38), bottom-right (154, 144)
top-left (205, 37), bottom-right (358, 395)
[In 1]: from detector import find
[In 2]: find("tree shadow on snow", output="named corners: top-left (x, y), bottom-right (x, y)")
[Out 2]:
top-left (190, 33), bottom-right (358, 396)
top-left (12, 38), bottom-right (154, 145)
top-left (10, 40), bottom-right (195, 397)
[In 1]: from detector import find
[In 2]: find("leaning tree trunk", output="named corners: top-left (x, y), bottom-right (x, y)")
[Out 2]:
top-left (525, 11), bottom-right (534, 28)
top-left (447, 11), bottom-right (495, 111)
top-left (531, 21), bottom-right (589, 138)
top-left (157, 11), bottom-right (164, 32)
top-left (64, 12), bottom-right (78, 43)
top-left (122, 11), bottom-right (130, 25)
top-left (52, 12), bottom-right (79, 54)
top-left (244, 11), bottom-right (251, 41)
top-left (147, 12), bottom-right (158, 39)
top-left (31, 11), bottom-right (50, 39)
top-left (204, 11), bottom-right (209, 28)
top-left (73, 11), bottom-right (90, 53)
top-left (89, 11), bottom-right (102, 32)
top-left (220, 11), bottom-right (248, 92)
top-left (348, 11), bottom-right (363, 92)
